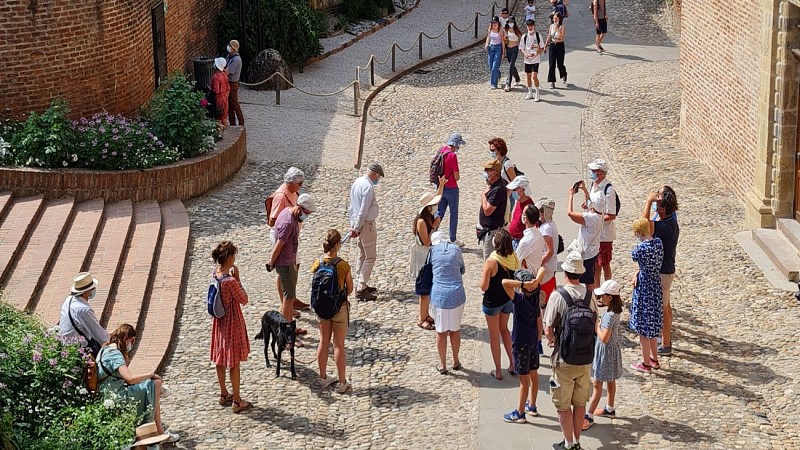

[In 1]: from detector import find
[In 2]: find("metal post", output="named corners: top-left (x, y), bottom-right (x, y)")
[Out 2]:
top-left (391, 44), bottom-right (396, 72)
top-left (505, 0), bottom-right (509, 11)
top-left (492, 4), bottom-right (495, 17)
top-left (354, 81), bottom-right (360, 116)
top-left (474, 14), bottom-right (479, 39)
top-left (448, 23), bottom-right (452, 49)
top-left (276, 83), bottom-right (281, 105)
top-left (370, 57), bottom-right (375, 86)
top-left (256, 0), bottom-right (264, 51)
top-left (418, 33), bottom-right (423, 60)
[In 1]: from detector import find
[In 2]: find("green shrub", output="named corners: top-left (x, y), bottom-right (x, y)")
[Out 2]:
top-left (341, 0), bottom-right (395, 23)
top-left (217, 0), bottom-right (325, 67)
top-left (0, 302), bottom-right (138, 449)
top-left (2, 99), bottom-right (76, 168)
top-left (144, 73), bottom-right (218, 159)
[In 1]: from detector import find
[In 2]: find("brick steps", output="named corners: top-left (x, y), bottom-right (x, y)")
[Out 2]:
top-left (0, 193), bottom-right (190, 375)
top-left (2, 197), bottom-right (76, 311)
top-left (129, 200), bottom-right (190, 374)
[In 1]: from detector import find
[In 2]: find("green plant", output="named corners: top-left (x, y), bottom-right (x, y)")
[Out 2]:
top-left (2, 99), bottom-right (76, 168)
top-left (342, 0), bottom-right (395, 22)
top-left (217, 0), bottom-right (325, 67)
top-left (145, 73), bottom-right (218, 158)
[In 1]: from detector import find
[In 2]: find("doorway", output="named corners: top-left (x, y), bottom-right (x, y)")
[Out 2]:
top-left (151, 2), bottom-right (168, 89)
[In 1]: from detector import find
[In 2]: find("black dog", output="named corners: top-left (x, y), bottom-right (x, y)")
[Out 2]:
top-left (254, 310), bottom-right (297, 379)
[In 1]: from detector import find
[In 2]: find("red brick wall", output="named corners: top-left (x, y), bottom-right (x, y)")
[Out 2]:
top-left (0, 0), bottom-right (224, 119)
top-left (678, 0), bottom-right (762, 202)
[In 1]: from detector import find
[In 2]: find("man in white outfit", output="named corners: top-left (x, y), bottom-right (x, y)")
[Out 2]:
top-left (348, 161), bottom-right (385, 301)
top-left (58, 272), bottom-right (108, 356)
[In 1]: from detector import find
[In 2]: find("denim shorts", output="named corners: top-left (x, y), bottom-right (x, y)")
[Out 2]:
top-left (482, 300), bottom-right (513, 316)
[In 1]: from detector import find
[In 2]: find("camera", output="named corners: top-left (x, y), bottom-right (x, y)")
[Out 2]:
top-left (549, 377), bottom-right (560, 389)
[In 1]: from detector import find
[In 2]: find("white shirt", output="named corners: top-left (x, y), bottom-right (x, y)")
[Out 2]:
top-left (589, 179), bottom-right (617, 242)
top-left (524, 4), bottom-right (536, 21)
top-left (348, 175), bottom-right (379, 229)
top-left (516, 227), bottom-right (544, 273)
top-left (522, 31), bottom-right (543, 65)
top-left (539, 220), bottom-right (559, 281)
top-left (58, 295), bottom-right (109, 345)
top-left (499, 17), bottom-right (508, 28)
top-left (578, 211), bottom-right (603, 259)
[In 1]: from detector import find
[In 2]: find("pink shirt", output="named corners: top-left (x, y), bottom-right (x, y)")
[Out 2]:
top-left (269, 183), bottom-right (298, 224)
top-left (440, 147), bottom-right (460, 188)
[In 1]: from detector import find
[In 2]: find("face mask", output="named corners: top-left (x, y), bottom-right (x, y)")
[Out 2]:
top-left (227, 45), bottom-right (232, 53)
top-left (88, 290), bottom-right (96, 300)
top-left (126, 342), bottom-right (134, 352)
top-left (488, 151), bottom-right (496, 158)
top-left (588, 171), bottom-right (598, 181)
top-left (299, 213), bottom-right (309, 222)
top-left (483, 172), bottom-right (490, 181)
top-left (511, 191), bottom-right (520, 201)
top-left (371, 178), bottom-right (380, 186)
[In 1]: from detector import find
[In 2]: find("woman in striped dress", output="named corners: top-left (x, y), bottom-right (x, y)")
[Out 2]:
top-left (210, 240), bottom-right (252, 413)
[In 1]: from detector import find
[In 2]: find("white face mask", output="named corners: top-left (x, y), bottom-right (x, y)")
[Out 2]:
top-left (227, 45), bottom-right (232, 53)
top-left (126, 341), bottom-right (134, 352)
top-left (88, 289), bottom-right (96, 300)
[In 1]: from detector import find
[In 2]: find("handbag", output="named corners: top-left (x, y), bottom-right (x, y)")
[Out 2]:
top-left (84, 357), bottom-right (98, 393)
top-left (409, 242), bottom-right (431, 278)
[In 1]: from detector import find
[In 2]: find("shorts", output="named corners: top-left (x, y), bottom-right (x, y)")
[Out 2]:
top-left (524, 63), bottom-right (540, 73)
top-left (275, 264), bottom-right (299, 300)
top-left (597, 241), bottom-right (613, 266)
top-left (433, 303), bottom-right (465, 332)
top-left (660, 273), bottom-right (676, 306)
top-left (482, 300), bottom-right (513, 316)
top-left (579, 254), bottom-right (598, 285)
top-left (319, 301), bottom-right (349, 330)
top-left (540, 277), bottom-right (557, 306)
top-left (551, 363), bottom-right (591, 411)
top-left (595, 18), bottom-right (608, 34)
top-left (415, 262), bottom-right (433, 296)
top-left (512, 342), bottom-right (540, 375)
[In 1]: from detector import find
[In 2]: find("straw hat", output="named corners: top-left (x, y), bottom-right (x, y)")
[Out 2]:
top-left (70, 272), bottom-right (98, 294)
top-left (129, 422), bottom-right (170, 447)
top-left (418, 192), bottom-right (441, 214)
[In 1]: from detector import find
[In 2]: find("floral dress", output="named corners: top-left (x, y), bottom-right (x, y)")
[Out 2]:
top-left (592, 311), bottom-right (623, 381)
top-left (629, 237), bottom-right (664, 338)
top-left (210, 272), bottom-right (250, 368)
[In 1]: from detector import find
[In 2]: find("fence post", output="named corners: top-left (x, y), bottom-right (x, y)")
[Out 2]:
top-left (492, 4), bottom-right (495, 17)
top-left (354, 81), bottom-right (360, 116)
top-left (505, 0), bottom-right (509, 10)
top-left (370, 57), bottom-right (375, 86)
top-left (448, 23), bottom-right (452, 49)
top-left (418, 33), bottom-right (423, 60)
top-left (391, 44), bottom-right (396, 72)
top-left (474, 14), bottom-right (479, 39)
top-left (276, 80), bottom-right (281, 106)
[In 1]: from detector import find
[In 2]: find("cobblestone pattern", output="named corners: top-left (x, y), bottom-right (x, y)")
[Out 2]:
top-left (581, 60), bottom-right (800, 449)
top-left (604, 0), bottom-right (679, 45)
top-left (160, 46), bottom-right (517, 449)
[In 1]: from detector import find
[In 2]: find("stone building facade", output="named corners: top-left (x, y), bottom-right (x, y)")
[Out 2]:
top-left (680, 0), bottom-right (800, 228)
top-left (0, 0), bottom-right (225, 119)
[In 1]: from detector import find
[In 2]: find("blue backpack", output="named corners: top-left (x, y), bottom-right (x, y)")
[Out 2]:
top-left (311, 257), bottom-right (346, 320)
top-left (207, 274), bottom-right (227, 318)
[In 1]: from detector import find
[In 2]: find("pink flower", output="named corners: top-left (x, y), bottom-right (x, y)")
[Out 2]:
top-left (200, 98), bottom-right (209, 108)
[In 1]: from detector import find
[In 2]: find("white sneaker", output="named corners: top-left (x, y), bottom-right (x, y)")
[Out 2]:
top-left (534, 90), bottom-right (540, 102)
top-left (321, 374), bottom-right (338, 388)
top-left (550, 82), bottom-right (556, 89)
top-left (524, 92), bottom-right (532, 100)
top-left (336, 381), bottom-right (352, 394)
top-left (452, 239), bottom-right (465, 247)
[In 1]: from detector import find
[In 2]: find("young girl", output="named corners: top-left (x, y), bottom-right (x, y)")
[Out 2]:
top-left (503, 17), bottom-right (522, 92)
top-left (485, 16), bottom-right (507, 89)
top-left (583, 279), bottom-right (623, 430)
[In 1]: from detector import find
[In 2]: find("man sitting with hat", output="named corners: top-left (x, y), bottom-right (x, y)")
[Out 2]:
top-left (59, 272), bottom-right (108, 355)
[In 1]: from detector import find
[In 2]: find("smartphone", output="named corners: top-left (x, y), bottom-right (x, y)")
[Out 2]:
top-left (341, 233), bottom-right (350, 246)
top-left (549, 377), bottom-right (560, 389)
top-left (572, 181), bottom-right (582, 194)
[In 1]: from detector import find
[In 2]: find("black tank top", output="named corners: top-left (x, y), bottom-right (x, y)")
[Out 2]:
top-left (483, 261), bottom-right (513, 308)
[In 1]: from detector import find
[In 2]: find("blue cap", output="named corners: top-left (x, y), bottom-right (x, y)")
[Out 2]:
top-left (447, 133), bottom-right (466, 147)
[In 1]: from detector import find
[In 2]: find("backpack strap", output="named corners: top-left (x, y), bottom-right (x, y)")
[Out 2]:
top-left (502, 156), bottom-right (514, 181)
top-left (603, 182), bottom-right (612, 195)
top-left (556, 287), bottom-right (575, 308)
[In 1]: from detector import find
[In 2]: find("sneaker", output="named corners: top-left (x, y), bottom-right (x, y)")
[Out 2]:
top-left (504, 86), bottom-right (511, 92)
top-left (630, 361), bottom-right (652, 373)
top-left (599, 45), bottom-right (605, 52)
top-left (502, 409), bottom-right (527, 424)
top-left (321, 374), bottom-right (338, 388)
top-left (657, 345), bottom-right (673, 356)
top-left (164, 431), bottom-right (180, 443)
top-left (549, 82), bottom-right (556, 89)
top-left (534, 91), bottom-right (540, 102)
top-left (553, 441), bottom-right (570, 450)
top-left (524, 401), bottom-right (539, 416)
top-left (491, 85), bottom-right (498, 90)
top-left (562, 74), bottom-right (568, 84)
top-left (572, 444), bottom-right (583, 450)
top-left (581, 415), bottom-right (594, 431)
top-left (356, 289), bottom-right (378, 301)
top-left (594, 406), bottom-right (616, 416)
top-left (336, 381), bottom-right (352, 394)
top-left (452, 239), bottom-right (465, 247)
top-left (525, 91), bottom-right (533, 100)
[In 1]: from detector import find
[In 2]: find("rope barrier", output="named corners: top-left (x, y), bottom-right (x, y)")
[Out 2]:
top-left (420, 28), bottom-right (448, 40)
top-left (450, 21), bottom-right (473, 33)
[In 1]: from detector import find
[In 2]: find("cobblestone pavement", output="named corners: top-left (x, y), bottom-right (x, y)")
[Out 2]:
top-left (582, 60), bottom-right (800, 449)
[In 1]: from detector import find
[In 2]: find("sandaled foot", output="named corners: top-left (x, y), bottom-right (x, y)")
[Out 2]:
top-left (218, 393), bottom-right (234, 406)
top-left (490, 369), bottom-right (503, 380)
top-left (508, 366), bottom-right (516, 376)
top-left (452, 362), bottom-right (463, 371)
top-left (436, 364), bottom-right (448, 375)
top-left (417, 319), bottom-right (435, 331)
top-left (232, 400), bottom-right (253, 414)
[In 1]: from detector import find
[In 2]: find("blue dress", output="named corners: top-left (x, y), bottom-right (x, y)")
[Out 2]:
top-left (592, 311), bottom-right (623, 381)
top-left (629, 238), bottom-right (664, 338)
top-left (97, 345), bottom-right (156, 423)
top-left (429, 242), bottom-right (466, 310)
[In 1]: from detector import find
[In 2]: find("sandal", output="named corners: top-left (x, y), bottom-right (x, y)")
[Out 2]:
top-left (426, 316), bottom-right (435, 326)
top-left (649, 357), bottom-right (660, 369)
top-left (490, 369), bottom-right (503, 380)
top-left (232, 400), bottom-right (253, 414)
top-left (296, 328), bottom-right (308, 336)
top-left (508, 366), bottom-right (516, 376)
top-left (452, 362), bottom-right (463, 371)
top-left (436, 364), bottom-right (448, 375)
top-left (417, 319), bottom-right (435, 331)
top-left (218, 393), bottom-right (234, 406)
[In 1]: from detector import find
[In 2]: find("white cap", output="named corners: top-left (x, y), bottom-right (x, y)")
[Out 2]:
top-left (297, 193), bottom-right (316, 212)
top-left (506, 175), bottom-right (532, 196)
top-left (587, 158), bottom-right (609, 172)
top-left (594, 279), bottom-right (621, 296)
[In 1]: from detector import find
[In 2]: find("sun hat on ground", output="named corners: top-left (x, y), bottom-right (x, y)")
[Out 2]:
top-left (560, 251), bottom-right (586, 275)
top-left (129, 422), bottom-right (170, 448)
top-left (297, 193), bottom-right (316, 212)
top-left (214, 57), bottom-right (227, 71)
top-left (594, 279), bottom-right (621, 296)
top-left (71, 272), bottom-right (98, 294)
top-left (418, 192), bottom-right (442, 214)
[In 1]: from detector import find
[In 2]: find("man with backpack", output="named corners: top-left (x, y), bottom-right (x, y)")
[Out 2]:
top-left (521, 19), bottom-right (544, 101)
top-left (544, 251), bottom-right (598, 450)
top-left (432, 133), bottom-right (465, 247)
top-left (586, 159), bottom-right (618, 288)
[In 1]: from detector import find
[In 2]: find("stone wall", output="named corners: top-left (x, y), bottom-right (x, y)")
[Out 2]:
top-left (0, 127), bottom-right (246, 203)
top-left (0, 0), bottom-right (224, 119)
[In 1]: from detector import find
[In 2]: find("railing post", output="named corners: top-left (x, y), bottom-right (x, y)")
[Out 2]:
top-left (391, 44), bottom-right (396, 72)
top-left (505, 0), bottom-right (509, 11)
top-left (448, 22), bottom-right (452, 49)
top-left (276, 81), bottom-right (281, 106)
top-left (474, 14), bottom-right (479, 39)
top-left (370, 57), bottom-right (375, 86)
top-left (418, 33), bottom-right (423, 60)
top-left (353, 81), bottom-right (360, 116)
top-left (492, 4), bottom-right (495, 17)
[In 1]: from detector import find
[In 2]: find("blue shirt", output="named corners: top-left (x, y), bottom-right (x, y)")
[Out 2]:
top-left (511, 291), bottom-right (539, 344)
top-left (226, 54), bottom-right (242, 82)
top-left (653, 213), bottom-right (679, 274)
top-left (429, 242), bottom-right (466, 309)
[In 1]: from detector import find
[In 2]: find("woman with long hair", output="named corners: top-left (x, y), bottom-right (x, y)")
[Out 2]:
top-left (97, 324), bottom-right (179, 442)
top-left (504, 17), bottom-right (523, 91)
top-left (485, 16), bottom-right (507, 89)
top-left (413, 185), bottom-right (444, 330)
top-left (479, 229), bottom-right (520, 380)
top-left (544, 13), bottom-right (567, 89)
top-left (629, 218), bottom-right (664, 374)
top-left (210, 240), bottom-right (252, 413)
top-left (313, 229), bottom-right (354, 394)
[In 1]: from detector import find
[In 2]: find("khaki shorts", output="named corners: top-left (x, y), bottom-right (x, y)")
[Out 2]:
top-left (551, 363), bottom-right (591, 411)
top-left (276, 264), bottom-right (299, 300)
top-left (319, 301), bottom-right (350, 330)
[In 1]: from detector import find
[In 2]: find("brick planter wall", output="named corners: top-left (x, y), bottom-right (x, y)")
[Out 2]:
top-left (0, 127), bottom-right (246, 203)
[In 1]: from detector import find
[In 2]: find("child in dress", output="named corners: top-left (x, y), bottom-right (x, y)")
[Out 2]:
top-left (583, 279), bottom-right (623, 430)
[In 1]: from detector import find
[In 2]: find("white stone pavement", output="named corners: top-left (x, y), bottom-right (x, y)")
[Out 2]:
top-left (477, 1), bottom-right (678, 448)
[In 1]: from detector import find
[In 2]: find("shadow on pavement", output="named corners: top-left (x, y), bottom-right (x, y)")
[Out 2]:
top-left (612, 414), bottom-right (715, 446)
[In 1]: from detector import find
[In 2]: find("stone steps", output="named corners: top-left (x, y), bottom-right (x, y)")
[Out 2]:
top-left (0, 195), bottom-right (45, 286)
top-left (752, 228), bottom-right (800, 281)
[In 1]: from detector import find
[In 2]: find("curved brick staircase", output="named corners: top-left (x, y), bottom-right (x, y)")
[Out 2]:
top-left (0, 192), bottom-right (189, 374)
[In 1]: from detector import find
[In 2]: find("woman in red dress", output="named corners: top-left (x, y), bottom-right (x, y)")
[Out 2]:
top-left (210, 240), bottom-right (252, 413)
top-left (211, 58), bottom-right (230, 132)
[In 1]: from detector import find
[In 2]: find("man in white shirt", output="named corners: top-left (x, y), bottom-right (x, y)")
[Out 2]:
top-left (348, 161), bottom-right (385, 301)
top-left (515, 200), bottom-right (544, 273)
top-left (521, 19), bottom-right (544, 101)
top-left (58, 272), bottom-right (108, 355)
top-left (586, 159), bottom-right (617, 287)
top-left (566, 181), bottom-right (602, 292)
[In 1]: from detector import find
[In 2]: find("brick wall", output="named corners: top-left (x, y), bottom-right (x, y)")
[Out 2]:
top-left (678, 0), bottom-right (764, 203)
top-left (0, 0), bottom-right (224, 119)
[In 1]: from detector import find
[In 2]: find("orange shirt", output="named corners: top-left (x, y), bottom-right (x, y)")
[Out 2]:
top-left (269, 183), bottom-right (298, 225)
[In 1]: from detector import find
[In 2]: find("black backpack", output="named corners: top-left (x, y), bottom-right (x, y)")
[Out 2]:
top-left (429, 147), bottom-right (450, 186)
top-left (556, 287), bottom-right (596, 365)
top-left (502, 156), bottom-right (525, 178)
top-left (592, 182), bottom-right (621, 215)
top-left (311, 257), bottom-right (346, 320)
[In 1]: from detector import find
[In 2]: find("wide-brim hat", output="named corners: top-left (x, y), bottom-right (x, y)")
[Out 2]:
top-left (130, 422), bottom-right (170, 447)
top-left (418, 192), bottom-right (441, 214)
top-left (536, 197), bottom-right (556, 210)
top-left (447, 132), bottom-right (466, 147)
top-left (560, 251), bottom-right (586, 275)
top-left (71, 272), bottom-right (98, 294)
